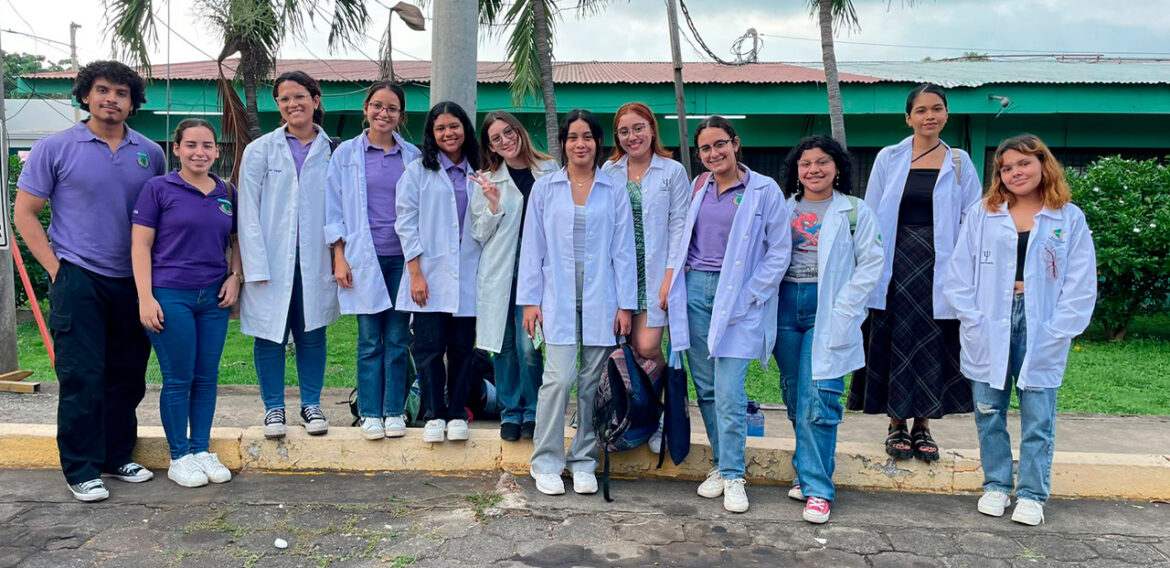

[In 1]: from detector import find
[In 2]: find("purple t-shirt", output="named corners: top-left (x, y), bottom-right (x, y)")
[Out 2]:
top-left (17, 121), bottom-right (166, 278)
top-left (363, 134), bottom-right (407, 256)
top-left (285, 131), bottom-right (314, 177)
top-left (132, 171), bottom-right (237, 289)
top-left (439, 153), bottom-right (470, 236)
top-left (685, 170), bottom-right (750, 272)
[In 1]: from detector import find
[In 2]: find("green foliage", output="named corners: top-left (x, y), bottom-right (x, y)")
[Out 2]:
top-left (2, 52), bottom-right (67, 98)
top-left (1066, 156), bottom-right (1170, 339)
top-left (8, 155), bottom-right (52, 307)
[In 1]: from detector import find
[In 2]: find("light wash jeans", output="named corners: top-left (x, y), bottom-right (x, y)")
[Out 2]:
top-left (972, 293), bottom-right (1059, 504)
top-left (148, 285), bottom-right (231, 460)
top-left (255, 260), bottom-right (327, 411)
top-left (355, 255), bottom-right (411, 418)
top-left (686, 269), bottom-right (751, 481)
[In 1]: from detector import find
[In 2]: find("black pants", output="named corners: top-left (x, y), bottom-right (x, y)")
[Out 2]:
top-left (411, 312), bottom-right (475, 421)
top-left (50, 261), bottom-right (151, 484)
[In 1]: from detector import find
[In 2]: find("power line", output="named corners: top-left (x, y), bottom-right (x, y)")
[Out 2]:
top-left (676, 0), bottom-right (751, 66)
top-left (757, 32), bottom-right (1170, 57)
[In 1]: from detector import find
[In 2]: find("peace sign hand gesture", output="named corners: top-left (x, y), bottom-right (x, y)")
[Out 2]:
top-left (469, 170), bottom-right (501, 214)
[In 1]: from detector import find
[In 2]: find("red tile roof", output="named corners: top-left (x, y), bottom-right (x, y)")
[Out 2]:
top-left (29, 59), bottom-right (880, 85)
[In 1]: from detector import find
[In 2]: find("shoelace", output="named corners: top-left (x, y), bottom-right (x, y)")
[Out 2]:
top-left (117, 463), bottom-right (142, 475)
top-left (302, 406), bottom-right (326, 422)
top-left (266, 408), bottom-right (285, 425)
top-left (78, 479), bottom-right (104, 491)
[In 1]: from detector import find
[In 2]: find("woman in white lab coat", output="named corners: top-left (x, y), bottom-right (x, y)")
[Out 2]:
top-left (945, 134), bottom-right (1096, 526)
top-left (518, 109), bottom-right (636, 497)
top-left (848, 83), bottom-right (982, 463)
top-left (469, 110), bottom-right (557, 442)
top-left (324, 81), bottom-right (421, 441)
top-left (394, 101), bottom-right (482, 444)
top-left (238, 70), bottom-right (340, 440)
top-left (773, 135), bottom-right (884, 525)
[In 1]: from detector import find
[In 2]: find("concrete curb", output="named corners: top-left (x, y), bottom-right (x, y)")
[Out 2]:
top-left (1, 423), bottom-right (1166, 500)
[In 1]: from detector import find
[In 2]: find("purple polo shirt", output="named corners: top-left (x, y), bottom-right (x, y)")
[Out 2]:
top-left (285, 131), bottom-right (314, 177)
top-left (132, 171), bottom-right (237, 289)
top-left (686, 170), bottom-right (750, 272)
top-left (439, 153), bottom-right (470, 236)
top-left (363, 133), bottom-right (407, 256)
top-left (17, 121), bottom-right (166, 278)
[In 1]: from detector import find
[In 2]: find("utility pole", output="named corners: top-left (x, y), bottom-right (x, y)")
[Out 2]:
top-left (0, 28), bottom-right (21, 373)
top-left (429, 0), bottom-right (478, 117)
top-left (70, 22), bottom-right (81, 123)
top-left (665, 0), bottom-right (692, 178)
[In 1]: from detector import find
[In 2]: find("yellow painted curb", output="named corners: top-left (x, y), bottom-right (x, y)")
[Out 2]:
top-left (1, 423), bottom-right (1167, 500)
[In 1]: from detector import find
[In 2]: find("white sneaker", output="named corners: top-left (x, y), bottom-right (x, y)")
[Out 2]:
top-left (1012, 498), bottom-right (1045, 526)
top-left (697, 468), bottom-right (724, 498)
top-left (977, 491), bottom-right (1011, 517)
top-left (446, 419), bottom-right (469, 441)
top-left (68, 479), bottom-right (109, 502)
top-left (647, 416), bottom-right (664, 454)
top-left (192, 452), bottom-right (232, 484)
top-left (572, 471), bottom-right (598, 495)
top-left (384, 416), bottom-right (407, 438)
top-left (788, 483), bottom-right (806, 501)
top-left (723, 478), bottom-right (749, 513)
top-left (167, 455), bottom-right (209, 488)
top-left (532, 472), bottom-right (565, 495)
top-left (423, 419), bottom-right (446, 443)
top-left (360, 417), bottom-right (385, 440)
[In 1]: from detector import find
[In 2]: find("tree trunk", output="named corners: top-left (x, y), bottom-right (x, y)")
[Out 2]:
top-left (243, 77), bottom-right (262, 140)
top-left (1105, 324), bottom-right (1128, 342)
top-left (819, 0), bottom-right (847, 150)
top-left (531, 0), bottom-right (560, 162)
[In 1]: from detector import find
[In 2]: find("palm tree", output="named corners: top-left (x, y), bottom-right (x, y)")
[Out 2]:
top-left (808, 0), bottom-right (859, 150)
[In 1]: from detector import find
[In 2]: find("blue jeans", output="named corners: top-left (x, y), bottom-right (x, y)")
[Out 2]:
top-left (773, 281), bottom-right (844, 502)
top-left (255, 260), bottom-right (327, 411)
top-left (356, 255), bottom-right (411, 418)
top-left (495, 281), bottom-right (543, 425)
top-left (686, 269), bottom-right (750, 480)
top-left (147, 286), bottom-right (230, 460)
top-left (972, 293), bottom-right (1058, 504)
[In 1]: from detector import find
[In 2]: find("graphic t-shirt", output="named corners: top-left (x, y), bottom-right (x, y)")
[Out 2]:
top-left (784, 195), bottom-right (833, 283)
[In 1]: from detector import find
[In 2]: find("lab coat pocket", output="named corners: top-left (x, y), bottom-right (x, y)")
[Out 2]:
top-left (827, 310), bottom-right (861, 349)
top-left (1030, 323), bottom-right (1072, 375)
top-left (959, 317), bottom-right (989, 366)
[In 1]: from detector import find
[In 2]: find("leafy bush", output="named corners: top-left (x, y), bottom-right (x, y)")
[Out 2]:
top-left (1067, 156), bottom-right (1170, 340)
top-left (8, 154), bottom-right (52, 308)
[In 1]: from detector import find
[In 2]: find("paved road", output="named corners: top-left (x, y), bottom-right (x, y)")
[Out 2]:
top-left (2, 469), bottom-right (1168, 567)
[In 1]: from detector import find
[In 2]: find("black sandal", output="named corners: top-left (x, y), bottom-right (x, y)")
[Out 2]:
top-left (911, 427), bottom-right (940, 463)
top-left (885, 424), bottom-right (913, 459)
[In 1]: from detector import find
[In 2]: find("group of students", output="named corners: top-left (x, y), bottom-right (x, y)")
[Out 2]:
top-left (15, 61), bottom-right (1097, 528)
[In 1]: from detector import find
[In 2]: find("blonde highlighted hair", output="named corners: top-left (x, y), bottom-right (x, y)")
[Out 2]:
top-left (986, 133), bottom-right (1071, 212)
top-left (479, 111), bottom-right (551, 173)
top-left (608, 101), bottom-right (673, 161)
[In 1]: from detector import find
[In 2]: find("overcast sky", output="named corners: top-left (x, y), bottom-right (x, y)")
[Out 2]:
top-left (3, 0), bottom-right (1168, 69)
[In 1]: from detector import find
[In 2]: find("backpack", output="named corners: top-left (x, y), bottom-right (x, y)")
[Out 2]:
top-left (593, 340), bottom-right (665, 501)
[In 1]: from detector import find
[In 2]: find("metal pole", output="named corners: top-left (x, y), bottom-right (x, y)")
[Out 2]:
top-left (429, 0), bottom-right (478, 117)
top-left (0, 28), bottom-right (22, 372)
top-left (665, 0), bottom-right (692, 178)
top-left (70, 23), bottom-right (81, 123)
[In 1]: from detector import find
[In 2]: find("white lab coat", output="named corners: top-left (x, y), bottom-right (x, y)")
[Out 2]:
top-left (601, 153), bottom-right (690, 327)
top-left (238, 125), bottom-right (340, 343)
top-left (324, 131), bottom-right (421, 315)
top-left (865, 136), bottom-right (982, 318)
top-left (781, 193), bottom-right (885, 381)
top-left (470, 159), bottom-right (558, 353)
top-left (666, 167), bottom-right (792, 365)
top-left (944, 201), bottom-right (1097, 390)
top-left (516, 169), bottom-right (637, 347)
top-left (393, 158), bottom-right (480, 316)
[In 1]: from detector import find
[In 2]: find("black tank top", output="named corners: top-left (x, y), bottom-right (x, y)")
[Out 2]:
top-left (1016, 231), bottom-right (1030, 282)
top-left (898, 169), bottom-right (938, 226)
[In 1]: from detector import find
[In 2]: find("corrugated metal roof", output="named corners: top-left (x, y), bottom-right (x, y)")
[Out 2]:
top-left (27, 59), bottom-right (880, 85)
top-left (798, 60), bottom-right (1170, 87)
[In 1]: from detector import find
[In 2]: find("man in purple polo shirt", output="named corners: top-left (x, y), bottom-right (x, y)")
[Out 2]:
top-left (13, 60), bottom-right (166, 503)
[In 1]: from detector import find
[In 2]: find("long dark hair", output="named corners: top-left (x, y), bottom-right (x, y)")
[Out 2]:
top-left (363, 80), bottom-right (407, 129)
top-left (421, 101), bottom-right (479, 171)
top-left (905, 83), bottom-right (948, 115)
top-left (693, 115), bottom-right (743, 162)
top-left (782, 135), bottom-right (853, 200)
top-left (558, 109), bottom-right (606, 169)
top-left (272, 70), bottom-right (324, 126)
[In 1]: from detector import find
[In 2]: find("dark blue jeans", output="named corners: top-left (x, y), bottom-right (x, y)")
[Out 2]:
top-left (148, 286), bottom-right (230, 460)
top-left (356, 255), bottom-right (411, 418)
top-left (254, 261), bottom-right (327, 411)
top-left (494, 281), bottom-right (543, 425)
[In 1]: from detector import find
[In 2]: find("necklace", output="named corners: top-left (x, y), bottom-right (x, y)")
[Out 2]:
top-left (569, 172), bottom-right (594, 188)
top-left (911, 141), bottom-right (942, 163)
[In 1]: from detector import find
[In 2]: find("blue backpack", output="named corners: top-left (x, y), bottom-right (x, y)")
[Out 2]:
top-left (594, 340), bottom-right (665, 501)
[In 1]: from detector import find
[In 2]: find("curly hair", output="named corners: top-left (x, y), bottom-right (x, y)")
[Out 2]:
top-left (781, 135), bottom-right (854, 200)
top-left (72, 60), bottom-right (147, 117)
top-left (421, 101), bottom-right (480, 172)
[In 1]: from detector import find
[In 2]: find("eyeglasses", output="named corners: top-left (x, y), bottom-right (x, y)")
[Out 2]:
top-left (367, 102), bottom-right (401, 116)
top-left (616, 123), bottom-right (649, 138)
top-left (797, 157), bottom-right (835, 169)
top-left (697, 138), bottom-right (734, 155)
top-left (489, 126), bottom-right (519, 146)
top-left (275, 92), bottom-right (311, 105)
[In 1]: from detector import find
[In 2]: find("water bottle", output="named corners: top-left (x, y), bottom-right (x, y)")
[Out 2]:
top-left (746, 400), bottom-right (765, 437)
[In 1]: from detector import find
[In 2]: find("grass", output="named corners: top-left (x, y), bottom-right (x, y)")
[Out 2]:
top-left (14, 310), bottom-right (1170, 415)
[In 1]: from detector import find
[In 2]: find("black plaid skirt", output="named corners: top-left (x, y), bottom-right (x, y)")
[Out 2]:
top-left (847, 224), bottom-right (973, 419)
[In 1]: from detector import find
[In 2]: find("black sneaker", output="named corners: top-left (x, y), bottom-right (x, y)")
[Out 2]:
top-left (68, 479), bottom-right (109, 502)
top-left (264, 408), bottom-right (287, 439)
top-left (500, 422), bottom-right (521, 442)
top-left (105, 462), bottom-right (153, 483)
top-left (301, 405), bottom-right (329, 436)
top-left (520, 421), bottom-right (536, 440)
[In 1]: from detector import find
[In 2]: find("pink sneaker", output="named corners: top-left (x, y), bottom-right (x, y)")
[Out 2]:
top-left (803, 497), bottom-right (831, 524)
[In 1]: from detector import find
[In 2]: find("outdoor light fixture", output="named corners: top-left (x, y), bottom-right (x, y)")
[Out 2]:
top-left (665, 114), bottom-right (746, 120)
top-left (152, 110), bottom-right (221, 116)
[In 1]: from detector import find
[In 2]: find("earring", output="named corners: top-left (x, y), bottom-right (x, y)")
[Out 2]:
top-left (796, 179), bottom-right (803, 189)
top-left (833, 174), bottom-right (840, 189)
